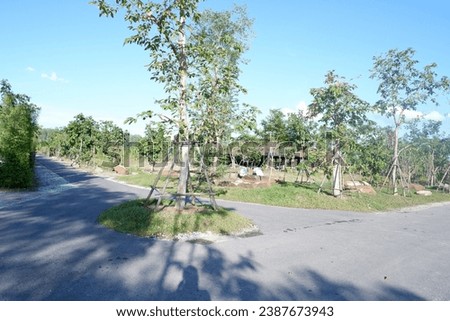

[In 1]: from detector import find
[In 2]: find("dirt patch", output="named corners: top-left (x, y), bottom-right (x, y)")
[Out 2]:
top-left (174, 226), bottom-right (262, 243)
top-left (409, 183), bottom-right (425, 191)
top-left (217, 175), bottom-right (276, 189)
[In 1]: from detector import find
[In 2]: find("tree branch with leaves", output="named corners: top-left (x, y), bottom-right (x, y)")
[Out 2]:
top-left (309, 71), bottom-right (371, 196)
top-left (370, 48), bottom-right (450, 194)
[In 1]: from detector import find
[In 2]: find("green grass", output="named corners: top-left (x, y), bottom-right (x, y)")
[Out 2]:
top-left (112, 172), bottom-right (450, 212)
top-left (115, 172), bottom-right (157, 187)
top-left (98, 199), bottom-right (254, 238)
top-left (218, 182), bottom-right (450, 212)
top-left (116, 171), bottom-right (178, 192)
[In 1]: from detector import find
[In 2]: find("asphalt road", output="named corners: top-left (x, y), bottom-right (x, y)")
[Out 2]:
top-left (0, 155), bottom-right (449, 300)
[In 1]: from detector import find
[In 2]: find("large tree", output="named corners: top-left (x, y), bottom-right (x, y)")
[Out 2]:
top-left (370, 48), bottom-right (449, 194)
top-left (260, 109), bottom-right (288, 143)
top-left (189, 6), bottom-right (258, 171)
top-left (93, 0), bottom-right (203, 209)
top-left (190, 6), bottom-right (257, 144)
top-left (93, 0), bottom-right (254, 209)
top-left (98, 120), bottom-right (125, 166)
top-left (65, 114), bottom-right (99, 165)
top-left (309, 71), bottom-right (370, 196)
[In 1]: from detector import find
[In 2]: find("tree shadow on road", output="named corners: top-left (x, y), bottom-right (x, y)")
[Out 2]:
top-left (165, 265), bottom-right (211, 301)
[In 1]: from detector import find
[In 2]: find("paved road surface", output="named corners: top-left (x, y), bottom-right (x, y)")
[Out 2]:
top-left (1, 155), bottom-right (449, 300)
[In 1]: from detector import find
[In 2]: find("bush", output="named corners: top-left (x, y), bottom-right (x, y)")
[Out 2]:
top-left (0, 153), bottom-right (34, 188)
top-left (0, 80), bottom-right (39, 189)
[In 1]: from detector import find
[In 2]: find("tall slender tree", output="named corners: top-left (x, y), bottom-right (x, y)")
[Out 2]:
top-left (309, 71), bottom-right (370, 196)
top-left (92, 1), bottom-right (255, 209)
top-left (190, 6), bottom-right (256, 142)
top-left (371, 48), bottom-right (449, 194)
top-left (189, 5), bottom-right (258, 170)
top-left (93, 0), bottom-right (202, 209)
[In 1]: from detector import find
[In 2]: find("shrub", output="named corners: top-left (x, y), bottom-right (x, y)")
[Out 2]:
top-left (0, 80), bottom-right (39, 188)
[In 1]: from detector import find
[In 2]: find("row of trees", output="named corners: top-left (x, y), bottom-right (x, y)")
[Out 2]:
top-left (39, 113), bottom-right (174, 171)
top-left (38, 96), bottom-right (450, 191)
top-left (0, 80), bottom-right (40, 188)
top-left (39, 114), bottom-right (125, 166)
top-left (257, 108), bottom-right (450, 187)
top-left (255, 46), bottom-right (450, 196)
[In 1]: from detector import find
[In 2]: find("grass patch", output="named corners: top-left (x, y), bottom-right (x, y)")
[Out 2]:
top-left (116, 172), bottom-right (177, 192)
top-left (98, 199), bottom-right (254, 238)
top-left (112, 172), bottom-right (450, 212)
top-left (115, 172), bottom-right (157, 187)
top-left (218, 182), bottom-right (450, 212)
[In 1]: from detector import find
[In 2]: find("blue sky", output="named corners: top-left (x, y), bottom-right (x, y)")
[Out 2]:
top-left (1, 0), bottom-right (449, 135)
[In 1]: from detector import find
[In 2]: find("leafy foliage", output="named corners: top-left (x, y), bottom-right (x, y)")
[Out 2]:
top-left (309, 71), bottom-right (371, 141)
top-left (403, 120), bottom-right (450, 185)
top-left (92, 0), bottom-right (203, 138)
top-left (92, 0), bottom-right (257, 209)
top-left (98, 120), bottom-right (125, 165)
top-left (370, 48), bottom-right (450, 193)
top-left (189, 6), bottom-right (258, 145)
top-left (65, 114), bottom-right (99, 164)
top-left (0, 80), bottom-right (40, 188)
top-left (39, 114), bottom-right (125, 167)
top-left (138, 122), bottom-right (170, 170)
top-left (308, 71), bottom-right (371, 192)
top-left (346, 122), bottom-right (392, 184)
top-left (260, 109), bottom-right (288, 143)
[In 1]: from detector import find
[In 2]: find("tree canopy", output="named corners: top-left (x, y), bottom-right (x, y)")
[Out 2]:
top-left (371, 48), bottom-right (450, 194)
top-left (308, 71), bottom-right (371, 196)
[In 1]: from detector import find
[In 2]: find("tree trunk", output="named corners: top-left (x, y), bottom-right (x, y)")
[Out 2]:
top-left (230, 153), bottom-right (236, 168)
top-left (332, 144), bottom-right (342, 197)
top-left (177, 143), bottom-right (190, 210)
top-left (392, 124), bottom-right (399, 195)
top-left (429, 150), bottom-right (435, 187)
top-left (332, 162), bottom-right (341, 197)
top-left (212, 136), bottom-right (220, 172)
top-left (176, 15), bottom-right (189, 211)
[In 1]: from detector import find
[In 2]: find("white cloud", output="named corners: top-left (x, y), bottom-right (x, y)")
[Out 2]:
top-left (400, 109), bottom-right (446, 122)
top-left (280, 107), bottom-right (296, 116)
top-left (296, 101), bottom-right (309, 117)
top-left (281, 101), bottom-right (310, 116)
top-left (424, 111), bottom-right (445, 122)
top-left (26, 66), bottom-right (35, 72)
top-left (41, 71), bottom-right (67, 83)
top-left (403, 109), bottom-right (423, 120)
top-left (279, 101), bottom-right (326, 123)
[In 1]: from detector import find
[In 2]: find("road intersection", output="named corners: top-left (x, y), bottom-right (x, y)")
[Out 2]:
top-left (1, 155), bottom-right (449, 300)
